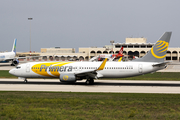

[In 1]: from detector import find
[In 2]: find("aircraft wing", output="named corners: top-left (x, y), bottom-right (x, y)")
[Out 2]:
top-left (16, 56), bottom-right (43, 59)
top-left (6, 56), bottom-right (39, 60)
top-left (4, 59), bottom-right (14, 61)
top-left (74, 58), bottom-right (107, 78)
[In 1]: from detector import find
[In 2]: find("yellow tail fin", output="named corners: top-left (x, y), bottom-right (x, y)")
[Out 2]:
top-left (118, 57), bottom-right (122, 62)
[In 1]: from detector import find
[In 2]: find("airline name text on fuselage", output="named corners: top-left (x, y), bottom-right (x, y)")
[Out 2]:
top-left (0, 55), bottom-right (5, 59)
top-left (36, 65), bottom-right (73, 72)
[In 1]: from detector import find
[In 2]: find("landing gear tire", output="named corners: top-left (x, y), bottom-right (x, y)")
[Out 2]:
top-left (24, 79), bottom-right (28, 83)
top-left (86, 79), bottom-right (94, 85)
top-left (11, 64), bottom-right (15, 66)
top-left (86, 80), bottom-right (90, 84)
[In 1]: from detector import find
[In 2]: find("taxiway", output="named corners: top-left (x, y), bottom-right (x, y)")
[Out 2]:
top-left (0, 79), bottom-right (180, 93)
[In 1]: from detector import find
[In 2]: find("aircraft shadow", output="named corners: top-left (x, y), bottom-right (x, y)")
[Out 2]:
top-left (0, 81), bottom-right (180, 87)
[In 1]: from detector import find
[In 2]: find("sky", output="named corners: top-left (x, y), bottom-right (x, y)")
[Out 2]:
top-left (0, 0), bottom-right (180, 52)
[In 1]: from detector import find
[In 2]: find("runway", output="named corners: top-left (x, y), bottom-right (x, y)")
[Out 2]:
top-left (0, 79), bottom-right (180, 93)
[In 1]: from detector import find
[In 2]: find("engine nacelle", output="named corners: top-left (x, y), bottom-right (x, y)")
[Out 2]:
top-left (12, 59), bottom-right (19, 66)
top-left (59, 73), bottom-right (76, 82)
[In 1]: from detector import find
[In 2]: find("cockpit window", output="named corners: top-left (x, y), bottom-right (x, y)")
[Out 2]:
top-left (16, 66), bottom-right (21, 69)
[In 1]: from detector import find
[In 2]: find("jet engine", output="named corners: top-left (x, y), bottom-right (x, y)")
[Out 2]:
top-left (11, 59), bottom-right (19, 66)
top-left (59, 73), bottom-right (76, 82)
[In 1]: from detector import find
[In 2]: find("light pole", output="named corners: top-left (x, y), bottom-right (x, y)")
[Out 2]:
top-left (28, 18), bottom-right (33, 53)
top-left (110, 40), bottom-right (114, 54)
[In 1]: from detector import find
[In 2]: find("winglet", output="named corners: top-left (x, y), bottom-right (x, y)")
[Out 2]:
top-left (97, 58), bottom-right (107, 70)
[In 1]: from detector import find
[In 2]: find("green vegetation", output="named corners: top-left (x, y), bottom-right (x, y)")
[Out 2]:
top-left (0, 70), bottom-right (17, 78)
top-left (1, 70), bottom-right (180, 80)
top-left (0, 92), bottom-right (180, 119)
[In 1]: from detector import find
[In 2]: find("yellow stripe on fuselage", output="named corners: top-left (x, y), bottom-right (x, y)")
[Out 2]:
top-left (31, 62), bottom-right (73, 77)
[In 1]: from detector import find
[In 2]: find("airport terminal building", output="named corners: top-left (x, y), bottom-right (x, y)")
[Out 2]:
top-left (17, 37), bottom-right (180, 61)
top-left (78, 38), bottom-right (180, 61)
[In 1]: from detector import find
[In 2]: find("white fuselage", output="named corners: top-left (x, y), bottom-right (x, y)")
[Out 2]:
top-left (0, 52), bottom-right (15, 62)
top-left (9, 61), bottom-right (165, 79)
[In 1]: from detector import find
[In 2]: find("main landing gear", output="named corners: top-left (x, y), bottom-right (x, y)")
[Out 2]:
top-left (24, 79), bottom-right (28, 83)
top-left (11, 64), bottom-right (15, 66)
top-left (86, 78), bottom-right (94, 85)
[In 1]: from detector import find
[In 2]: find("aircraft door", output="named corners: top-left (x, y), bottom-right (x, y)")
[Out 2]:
top-left (26, 64), bottom-right (30, 73)
top-left (138, 64), bottom-right (143, 73)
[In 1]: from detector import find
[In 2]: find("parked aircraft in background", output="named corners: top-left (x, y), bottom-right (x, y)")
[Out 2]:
top-left (0, 39), bottom-right (19, 66)
top-left (9, 32), bottom-right (172, 84)
top-left (90, 46), bottom-right (138, 62)
top-left (99, 47), bottom-right (124, 61)
top-left (89, 47), bottom-right (124, 62)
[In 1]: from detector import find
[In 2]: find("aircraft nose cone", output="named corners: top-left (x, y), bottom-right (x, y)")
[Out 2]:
top-left (9, 69), bottom-right (15, 75)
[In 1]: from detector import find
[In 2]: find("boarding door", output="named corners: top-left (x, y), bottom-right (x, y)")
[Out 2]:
top-left (26, 64), bottom-right (30, 73)
top-left (138, 64), bottom-right (143, 73)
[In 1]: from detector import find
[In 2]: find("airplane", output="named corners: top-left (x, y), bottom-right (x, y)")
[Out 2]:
top-left (89, 47), bottom-right (124, 62)
top-left (90, 46), bottom-right (138, 62)
top-left (99, 47), bottom-right (124, 61)
top-left (0, 39), bottom-right (19, 66)
top-left (0, 39), bottom-right (44, 66)
top-left (9, 32), bottom-right (172, 84)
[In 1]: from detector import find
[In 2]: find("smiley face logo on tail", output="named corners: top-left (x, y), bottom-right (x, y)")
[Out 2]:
top-left (151, 40), bottom-right (169, 59)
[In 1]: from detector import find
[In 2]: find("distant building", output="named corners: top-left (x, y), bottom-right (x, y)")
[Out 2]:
top-left (41, 47), bottom-right (75, 53)
top-left (79, 37), bottom-right (180, 61)
top-left (17, 37), bottom-right (180, 61)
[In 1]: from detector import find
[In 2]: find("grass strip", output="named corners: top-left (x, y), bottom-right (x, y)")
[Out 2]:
top-left (0, 70), bottom-right (17, 78)
top-left (0, 91), bottom-right (180, 119)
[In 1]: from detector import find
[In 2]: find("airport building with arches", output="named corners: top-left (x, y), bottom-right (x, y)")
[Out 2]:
top-left (78, 37), bottom-right (180, 61)
top-left (17, 37), bottom-right (180, 61)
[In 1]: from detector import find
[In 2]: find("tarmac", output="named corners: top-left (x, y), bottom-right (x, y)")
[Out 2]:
top-left (0, 79), bottom-right (180, 93)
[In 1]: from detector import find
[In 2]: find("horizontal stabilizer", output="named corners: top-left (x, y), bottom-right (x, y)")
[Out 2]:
top-left (152, 61), bottom-right (171, 67)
